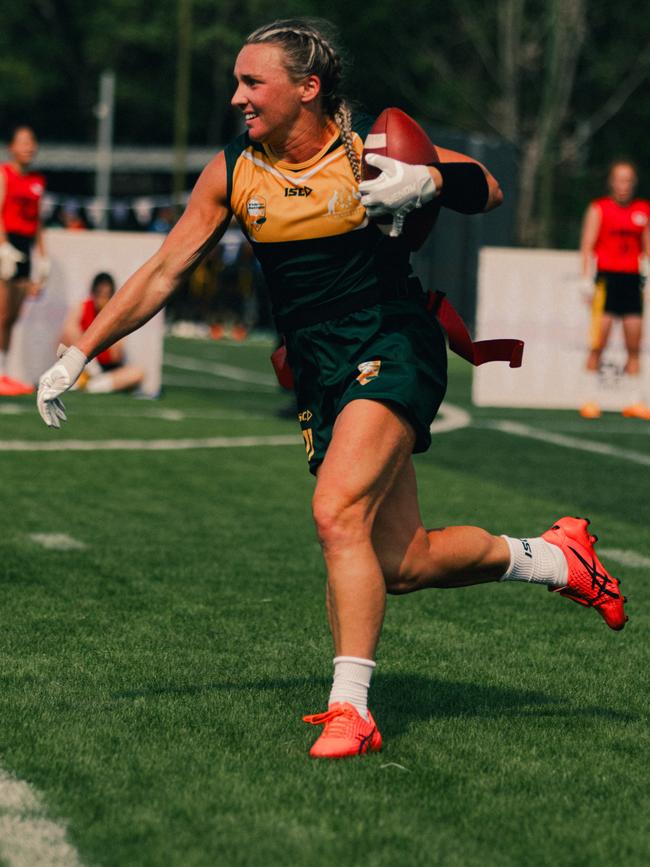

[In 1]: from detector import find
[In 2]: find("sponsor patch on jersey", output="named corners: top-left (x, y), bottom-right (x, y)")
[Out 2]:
top-left (297, 409), bottom-right (313, 422)
top-left (631, 210), bottom-right (648, 227)
top-left (326, 187), bottom-right (362, 219)
top-left (356, 360), bottom-right (381, 385)
top-left (246, 195), bottom-right (267, 231)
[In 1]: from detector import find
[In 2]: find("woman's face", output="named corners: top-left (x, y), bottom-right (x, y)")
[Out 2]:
top-left (608, 164), bottom-right (637, 204)
top-left (231, 43), bottom-right (306, 145)
top-left (9, 128), bottom-right (37, 168)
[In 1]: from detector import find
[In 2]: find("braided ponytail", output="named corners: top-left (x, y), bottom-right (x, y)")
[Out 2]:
top-left (246, 18), bottom-right (360, 182)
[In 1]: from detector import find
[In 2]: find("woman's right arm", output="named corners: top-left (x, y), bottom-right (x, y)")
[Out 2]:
top-left (77, 151), bottom-right (231, 360)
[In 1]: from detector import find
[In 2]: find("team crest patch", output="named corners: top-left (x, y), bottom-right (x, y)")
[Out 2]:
top-left (631, 210), bottom-right (648, 227)
top-left (356, 360), bottom-right (381, 385)
top-left (247, 195), bottom-right (267, 231)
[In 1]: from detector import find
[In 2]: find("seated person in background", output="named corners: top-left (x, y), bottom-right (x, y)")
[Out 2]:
top-left (61, 272), bottom-right (143, 394)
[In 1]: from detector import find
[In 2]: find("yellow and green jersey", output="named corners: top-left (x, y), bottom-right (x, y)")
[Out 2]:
top-left (224, 113), bottom-right (411, 320)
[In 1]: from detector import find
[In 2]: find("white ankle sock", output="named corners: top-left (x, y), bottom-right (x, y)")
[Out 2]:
top-left (328, 656), bottom-right (375, 720)
top-left (500, 536), bottom-right (568, 587)
top-left (0, 350), bottom-right (6, 376)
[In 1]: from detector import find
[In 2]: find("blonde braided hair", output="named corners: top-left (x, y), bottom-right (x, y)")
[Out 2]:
top-left (246, 18), bottom-right (361, 183)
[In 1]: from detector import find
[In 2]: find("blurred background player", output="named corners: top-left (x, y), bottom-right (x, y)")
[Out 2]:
top-left (579, 160), bottom-right (650, 419)
top-left (0, 125), bottom-right (49, 395)
top-left (60, 272), bottom-right (144, 394)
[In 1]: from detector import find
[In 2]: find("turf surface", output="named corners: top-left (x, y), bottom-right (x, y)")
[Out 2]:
top-left (1, 336), bottom-right (648, 866)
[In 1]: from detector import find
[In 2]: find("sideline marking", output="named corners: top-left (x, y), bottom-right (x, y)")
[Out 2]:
top-left (431, 403), bottom-right (471, 434)
top-left (163, 372), bottom-right (265, 393)
top-left (599, 548), bottom-right (650, 569)
top-left (0, 403), bottom-right (470, 453)
top-left (1, 434), bottom-right (299, 452)
top-left (29, 533), bottom-right (87, 551)
top-left (0, 769), bottom-right (84, 867)
top-left (485, 420), bottom-right (650, 467)
top-left (164, 352), bottom-right (277, 387)
top-left (0, 402), bottom-right (262, 422)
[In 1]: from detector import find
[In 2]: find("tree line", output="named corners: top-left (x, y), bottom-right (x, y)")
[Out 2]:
top-left (2, 0), bottom-right (649, 246)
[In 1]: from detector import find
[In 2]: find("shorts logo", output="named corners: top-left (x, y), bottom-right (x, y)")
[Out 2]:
top-left (631, 211), bottom-right (648, 227)
top-left (356, 360), bottom-right (381, 386)
top-left (297, 409), bottom-right (313, 422)
top-left (247, 195), bottom-right (267, 232)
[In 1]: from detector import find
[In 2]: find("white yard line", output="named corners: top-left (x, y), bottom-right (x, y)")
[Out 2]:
top-left (485, 420), bottom-right (650, 467)
top-left (163, 353), bottom-right (277, 387)
top-left (599, 547), bottom-right (650, 569)
top-left (29, 534), bottom-right (87, 551)
top-left (431, 403), bottom-right (471, 434)
top-left (0, 434), bottom-right (300, 452)
top-left (0, 770), bottom-right (84, 867)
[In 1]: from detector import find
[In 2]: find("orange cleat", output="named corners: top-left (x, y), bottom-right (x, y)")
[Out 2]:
top-left (622, 402), bottom-right (650, 420)
top-left (0, 375), bottom-right (34, 396)
top-left (303, 702), bottom-right (382, 759)
top-left (579, 402), bottom-right (601, 419)
top-left (542, 516), bottom-right (628, 631)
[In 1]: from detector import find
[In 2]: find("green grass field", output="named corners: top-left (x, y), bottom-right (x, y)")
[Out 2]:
top-left (1, 336), bottom-right (648, 867)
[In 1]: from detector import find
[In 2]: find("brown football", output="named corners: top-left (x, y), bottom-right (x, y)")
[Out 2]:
top-left (362, 107), bottom-right (441, 251)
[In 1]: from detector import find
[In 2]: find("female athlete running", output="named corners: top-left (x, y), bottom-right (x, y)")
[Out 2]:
top-left (37, 19), bottom-right (627, 759)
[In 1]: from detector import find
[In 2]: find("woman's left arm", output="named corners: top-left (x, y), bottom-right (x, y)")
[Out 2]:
top-left (430, 146), bottom-right (503, 212)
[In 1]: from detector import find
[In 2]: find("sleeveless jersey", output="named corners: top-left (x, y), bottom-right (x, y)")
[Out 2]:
top-left (223, 114), bottom-right (411, 320)
top-left (592, 197), bottom-right (650, 274)
top-left (80, 298), bottom-right (114, 367)
top-left (1, 163), bottom-right (45, 237)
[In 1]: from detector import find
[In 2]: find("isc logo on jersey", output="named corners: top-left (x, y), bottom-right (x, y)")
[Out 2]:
top-left (631, 211), bottom-right (648, 227)
top-left (284, 186), bottom-right (313, 197)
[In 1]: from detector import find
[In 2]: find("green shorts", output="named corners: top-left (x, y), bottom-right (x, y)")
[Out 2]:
top-left (286, 298), bottom-right (448, 474)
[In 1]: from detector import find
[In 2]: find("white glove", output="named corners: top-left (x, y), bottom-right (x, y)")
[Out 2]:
top-left (0, 241), bottom-right (26, 281)
top-left (37, 344), bottom-right (87, 428)
top-left (359, 154), bottom-right (437, 238)
top-left (34, 255), bottom-right (51, 283)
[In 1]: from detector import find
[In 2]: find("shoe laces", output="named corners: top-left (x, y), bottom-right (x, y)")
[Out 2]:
top-left (303, 705), bottom-right (359, 737)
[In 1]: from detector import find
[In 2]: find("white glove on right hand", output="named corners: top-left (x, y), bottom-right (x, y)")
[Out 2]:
top-left (359, 154), bottom-right (437, 238)
top-left (0, 242), bottom-right (26, 281)
top-left (37, 344), bottom-right (87, 428)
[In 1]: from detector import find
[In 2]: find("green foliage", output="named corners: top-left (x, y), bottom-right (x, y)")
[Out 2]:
top-left (2, 2), bottom-right (649, 243)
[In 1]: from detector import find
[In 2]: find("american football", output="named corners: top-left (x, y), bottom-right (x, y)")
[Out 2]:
top-left (362, 107), bottom-right (441, 250)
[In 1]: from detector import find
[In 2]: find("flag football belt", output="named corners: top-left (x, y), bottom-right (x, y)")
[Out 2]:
top-left (271, 280), bottom-right (524, 390)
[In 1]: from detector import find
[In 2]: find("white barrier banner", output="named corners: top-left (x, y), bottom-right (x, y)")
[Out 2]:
top-left (472, 247), bottom-right (650, 410)
top-left (8, 228), bottom-right (164, 397)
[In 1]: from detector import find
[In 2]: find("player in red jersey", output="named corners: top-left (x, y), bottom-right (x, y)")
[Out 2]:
top-left (0, 125), bottom-right (49, 395)
top-left (60, 272), bottom-right (144, 394)
top-left (579, 160), bottom-right (650, 419)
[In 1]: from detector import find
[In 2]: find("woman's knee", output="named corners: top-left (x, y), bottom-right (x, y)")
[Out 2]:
top-left (312, 490), bottom-right (371, 551)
